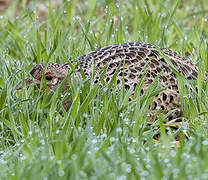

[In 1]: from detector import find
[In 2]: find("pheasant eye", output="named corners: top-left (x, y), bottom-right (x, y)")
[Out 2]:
top-left (46, 75), bottom-right (53, 81)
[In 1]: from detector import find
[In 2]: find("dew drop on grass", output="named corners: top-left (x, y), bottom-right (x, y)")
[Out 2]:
top-left (72, 154), bottom-right (77, 160)
top-left (92, 139), bottom-right (97, 144)
top-left (110, 137), bottom-right (115, 142)
top-left (146, 164), bottom-right (151, 169)
top-left (50, 156), bottom-right (54, 160)
top-left (170, 150), bottom-right (176, 157)
top-left (19, 154), bottom-right (26, 160)
top-left (164, 158), bottom-right (169, 163)
top-left (0, 159), bottom-right (7, 164)
top-left (80, 171), bottom-right (87, 178)
top-left (117, 176), bottom-right (126, 180)
top-left (202, 139), bottom-right (208, 145)
top-left (124, 118), bottom-right (129, 125)
top-left (101, 133), bottom-right (107, 139)
top-left (116, 127), bottom-right (122, 133)
top-left (145, 147), bottom-right (150, 151)
top-left (57, 160), bottom-right (61, 164)
top-left (41, 155), bottom-right (47, 160)
top-left (119, 113), bottom-right (124, 117)
top-left (128, 147), bottom-right (135, 154)
top-left (184, 36), bottom-right (188, 41)
top-left (87, 151), bottom-right (91, 154)
top-left (40, 139), bottom-right (45, 145)
top-left (141, 170), bottom-right (149, 176)
top-left (58, 169), bottom-right (65, 177)
top-left (83, 113), bottom-right (88, 118)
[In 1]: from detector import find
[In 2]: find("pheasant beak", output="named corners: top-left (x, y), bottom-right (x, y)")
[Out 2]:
top-left (14, 77), bottom-right (34, 90)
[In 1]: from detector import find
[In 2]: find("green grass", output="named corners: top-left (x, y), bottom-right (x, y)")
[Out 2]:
top-left (0, 0), bottom-right (208, 179)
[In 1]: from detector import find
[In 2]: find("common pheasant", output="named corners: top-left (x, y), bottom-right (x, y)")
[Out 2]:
top-left (15, 42), bottom-right (202, 122)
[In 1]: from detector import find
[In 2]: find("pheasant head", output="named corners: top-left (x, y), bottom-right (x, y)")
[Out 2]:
top-left (14, 62), bottom-right (70, 91)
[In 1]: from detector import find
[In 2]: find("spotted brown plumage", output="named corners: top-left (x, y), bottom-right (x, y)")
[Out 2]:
top-left (15, 42), bottom-right (201, 121)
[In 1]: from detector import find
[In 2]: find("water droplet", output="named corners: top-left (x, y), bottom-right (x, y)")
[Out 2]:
top-left (83, 113), bottom-right (88, 118)
top-left (126, 164), bottom-right (132, 173)
top-left (145, 147), bottom-right (150, 151)
top-left (92, 139), bottom-right (97, 144)
top-left (202, 139), bottom-right (208, 145)
top-left (50, 156), bottom-right (54, 160)
top-left (58, 169), bottom-right (65, 176)
top-left (116, 127), bottom-right (122, 133)
top-left (0, 159), bottom-right (7, 164)
top-left (110, 137), bottom-right (115, 142)
top-left (117, 176), bottom-right (126, 180)
top-left (87, 151), bottom-right (91, 154)
top-left (141, 170), bottom-right (149, 176)
top-left (19, 154), bottom-right (26, 160)
top-left (40, 139), bottom-right (45, 145)
top-left (72, 154), bottom-right (77, 160)
top-left (57, 160), bottom-right (61, 164)
top-left (146, 164), bottom-right (151, 169)
top-left (101, 133), bottom-right (107, 139)
top-left (41, 155), bottom-right (47, 160)
top-left (164, 158), bottom-right (169, 163)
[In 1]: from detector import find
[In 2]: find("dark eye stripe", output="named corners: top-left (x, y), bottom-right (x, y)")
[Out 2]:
top-left (46, 76), bottom-right (53, 81)
top-left (30, 68), bottom-right (37, 77)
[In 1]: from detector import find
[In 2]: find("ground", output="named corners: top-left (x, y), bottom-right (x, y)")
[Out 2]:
top-left (0, 0), bottom-right (208, 179)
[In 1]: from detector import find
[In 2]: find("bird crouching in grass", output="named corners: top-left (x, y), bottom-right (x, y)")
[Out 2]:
top-left (14, 42), bottom-right (207, 137)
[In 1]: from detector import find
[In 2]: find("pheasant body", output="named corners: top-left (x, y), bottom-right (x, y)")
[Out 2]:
top-left (15, 42), bottom-right (201, 121)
